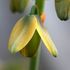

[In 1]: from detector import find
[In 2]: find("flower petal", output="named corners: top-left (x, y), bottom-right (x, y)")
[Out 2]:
top-left (20, 14), bottom-right (46, 57)
top-left (20, 30), bottom-right (40, 57)
top-left (8, 15), bottom-right (36, 53)
top-left (35, 17), bottom-right (58, 57)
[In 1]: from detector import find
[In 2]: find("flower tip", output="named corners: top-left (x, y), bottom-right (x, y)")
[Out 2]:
top-left (53, 53), bottom-right (58, 57)
top-left (52, 50), bottom-right (58, 57)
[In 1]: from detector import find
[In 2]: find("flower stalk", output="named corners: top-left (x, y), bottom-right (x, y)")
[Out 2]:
top-left (29, 0), bottom-right (45, 70)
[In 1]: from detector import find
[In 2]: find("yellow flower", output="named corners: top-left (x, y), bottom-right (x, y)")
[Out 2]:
top-left (8, 15), bottom-right (58, 57)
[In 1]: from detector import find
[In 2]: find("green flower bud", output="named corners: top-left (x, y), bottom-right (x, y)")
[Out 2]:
top-left (10, 0), bottom-right (29, 13)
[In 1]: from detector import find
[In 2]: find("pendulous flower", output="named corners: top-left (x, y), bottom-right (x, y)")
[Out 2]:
top-left (10, 0), bottom-right (29, 13)
top-left (55, 0), bottom-right (70, 20)
top-left (8, 15), bottom-right (58, 57)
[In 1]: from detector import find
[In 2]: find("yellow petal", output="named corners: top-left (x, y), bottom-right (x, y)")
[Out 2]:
top-left (8, 15), bottom-right (36, 53)
top-left (19, 14), bottom-right (46, 57)
top-left (35, 17), bottom-right (58, 57)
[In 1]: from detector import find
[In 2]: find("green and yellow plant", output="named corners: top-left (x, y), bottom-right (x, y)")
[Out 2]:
top-left (55, 0), bottom-right (70, 20)
top-left (8, 0), bottom-right (58, 70)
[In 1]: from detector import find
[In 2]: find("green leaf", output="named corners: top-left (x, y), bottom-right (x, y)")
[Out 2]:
top-left (55, 0), bottom-right (70, 20)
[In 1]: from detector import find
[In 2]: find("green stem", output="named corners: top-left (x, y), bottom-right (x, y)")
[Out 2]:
top-left (35, 0), bottom-right (45, 15)
top-left (29, 46), bottom-right (41, 70)
top-left (29, 0), bottom-right (45, 70)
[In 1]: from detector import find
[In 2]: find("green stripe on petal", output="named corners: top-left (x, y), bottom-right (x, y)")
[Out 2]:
top-left (8, 15), bottom-right (37, 53)
top-left (35, 16), bottom-right (58, 57)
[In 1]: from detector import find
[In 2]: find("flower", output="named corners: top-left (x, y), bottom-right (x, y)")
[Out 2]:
top-left (55, 0), bottom-right (70, 20)
top-left (10, 0), bottom-right (29, 13)
top-left (8, 15), bottom-right (58, 57)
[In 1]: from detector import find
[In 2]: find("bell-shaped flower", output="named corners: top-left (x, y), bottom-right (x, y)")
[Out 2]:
top-left (8, 15), bottom-right (58, 57)
top-left (10, 0), bottom-right (29, 13)
top-left (55, 0), bottom-right (70, 20)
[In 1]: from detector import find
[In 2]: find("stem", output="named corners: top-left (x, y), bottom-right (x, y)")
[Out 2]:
top-left (29, 46), bottom-right (41, 70)
top-left (29, 0), bottom-right (45, 70)
top-left (35, 0), bottom-right (45, 15)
